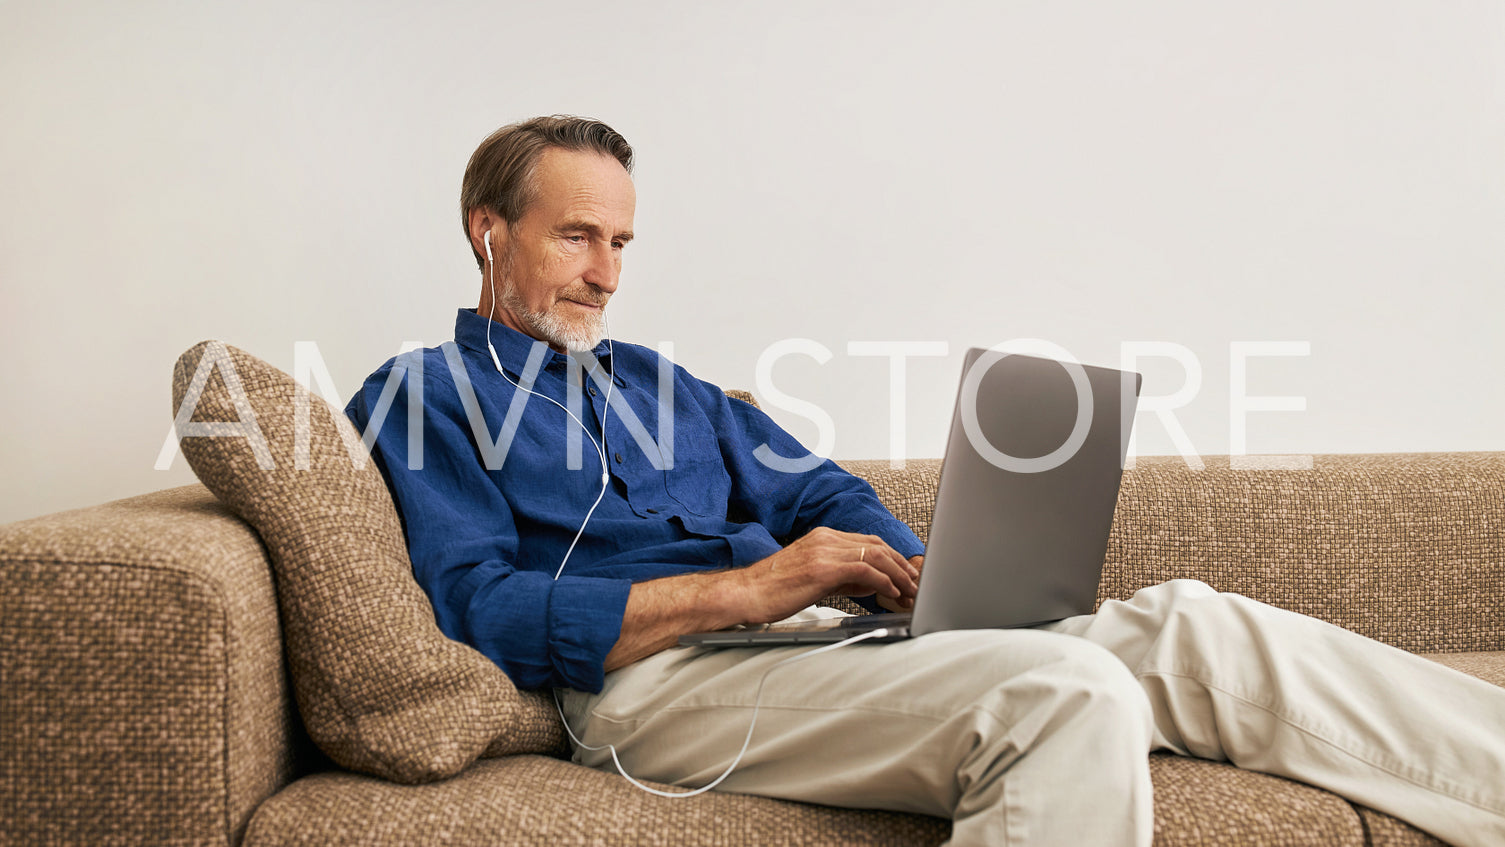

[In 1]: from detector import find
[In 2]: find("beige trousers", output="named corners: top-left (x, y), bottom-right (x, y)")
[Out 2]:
top-left (558, 580), bottom-right (1505, 846)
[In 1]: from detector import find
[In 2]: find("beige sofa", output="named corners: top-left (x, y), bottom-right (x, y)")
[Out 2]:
top-left (3, 345), bottom-right (1502, 846)
top-left (6, 454), bottom-right (1503, 845)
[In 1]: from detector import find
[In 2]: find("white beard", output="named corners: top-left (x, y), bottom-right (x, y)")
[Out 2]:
top-left (494, 252), bottom-right (607, 352)
top-left (502, 287), bottom-right (606, 351)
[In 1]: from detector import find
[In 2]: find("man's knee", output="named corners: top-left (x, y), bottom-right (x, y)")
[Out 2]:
top-left (1159, 584), bottom-right (1273, 639)
top-left (966, 633), bottom-right (1154, 747)
top-left (1129, 579), bottom-right (1276, 643)
top-left (1053, 637), bottom-right (1155, 732)
top-left (1130, 577), bottom-right (1219, 607)
top-left (1137, 584), bottom-right (1306, 685)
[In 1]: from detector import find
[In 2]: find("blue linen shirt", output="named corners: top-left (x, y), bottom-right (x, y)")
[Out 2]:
top-left (346, 309), bottom-right (924, 694)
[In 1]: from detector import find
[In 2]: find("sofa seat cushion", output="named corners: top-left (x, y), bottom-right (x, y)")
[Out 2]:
top-left (1353, 806), bottom-right (1448, 846)
top-left (244, 751), bottom-right (1451, 846)
top-left (1148, 753), bottom-right (1368, 845)
top-left (1422, 650), bottom-right (1505, 688)
top-left (242, 754), bottom-right (950, 846)
top-left (1151, 751), bottom-right (1447, 845)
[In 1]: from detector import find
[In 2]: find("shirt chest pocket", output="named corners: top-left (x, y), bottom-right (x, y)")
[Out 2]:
top-left (661, 408), bottom-right (732, 519)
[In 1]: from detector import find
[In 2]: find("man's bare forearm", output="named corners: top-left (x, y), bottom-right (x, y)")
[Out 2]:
top-left (603, 570), bottom-right (747, 672)
top-left (600, 530), bottom-right (919, 674)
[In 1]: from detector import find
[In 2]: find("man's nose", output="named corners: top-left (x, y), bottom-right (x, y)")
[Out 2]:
top-left (582, 241), bottom-right (620, 293)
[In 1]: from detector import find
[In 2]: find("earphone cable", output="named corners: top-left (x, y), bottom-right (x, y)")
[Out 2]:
top-left (483, 232), bottom-right (614, 580)
top-left (552, 626), bottom-right (891, 799)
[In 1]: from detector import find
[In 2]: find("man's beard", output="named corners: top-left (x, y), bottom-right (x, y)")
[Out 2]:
top-left (495, 254), bottom-right (607, 352)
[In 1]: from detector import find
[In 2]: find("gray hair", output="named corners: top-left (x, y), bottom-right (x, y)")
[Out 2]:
top-left (459, 115), bottom-right (634, 268)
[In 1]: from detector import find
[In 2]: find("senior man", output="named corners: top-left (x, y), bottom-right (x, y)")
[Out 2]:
top-left (347, 115), bottom-right (1505, 847)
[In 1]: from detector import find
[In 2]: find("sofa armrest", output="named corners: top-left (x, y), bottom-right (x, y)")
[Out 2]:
top-left (0, 485), bottom-right (303, 846)
top-left (844, 453), bottom-right (1505, 655)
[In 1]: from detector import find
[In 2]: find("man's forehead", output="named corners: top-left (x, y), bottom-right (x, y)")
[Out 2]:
top-left (531, 147), bottom-right (636, 225)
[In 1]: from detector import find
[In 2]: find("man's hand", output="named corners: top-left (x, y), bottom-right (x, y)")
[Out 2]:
top-left (876, 556), bottom-right (924, 613)
top-left (731, 527), bottom-right (920, 625)
top-left (604, 532), bottom-right (919, 672)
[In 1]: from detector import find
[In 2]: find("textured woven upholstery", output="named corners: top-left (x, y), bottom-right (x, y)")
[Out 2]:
top-left (169, 340), bottom-right (563, 784)
top-left (3, 354), bottom-right (1499, 844)
top-left (245, 755), bottom-right (949, 846)
top-left (241, 751), bottom-right (1464, 847)
top-left (1146, 754), bottom-right (1367, 845)
top-left (0, 486), bottom-right (299, 845)
top-left (1102, 454), bottom-right (1505, 654)
top-left (846, 454), bottom-right (1505, 653)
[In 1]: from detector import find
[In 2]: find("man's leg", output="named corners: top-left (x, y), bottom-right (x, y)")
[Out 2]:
top-left (1046, 579), bottom-right (1505, 847)
top-left (559, 607), bottom-right (1155, 847)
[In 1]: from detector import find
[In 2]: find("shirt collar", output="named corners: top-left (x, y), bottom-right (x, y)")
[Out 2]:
top-left (452, 307), bottom-right (615, 378)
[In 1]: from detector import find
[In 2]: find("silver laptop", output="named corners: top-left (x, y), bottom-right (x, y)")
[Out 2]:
top-left (679, 348), bottom-right (1142, 647)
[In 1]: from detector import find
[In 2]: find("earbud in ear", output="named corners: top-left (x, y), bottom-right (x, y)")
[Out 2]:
top-left (485, 229), bottom-right (493, 263)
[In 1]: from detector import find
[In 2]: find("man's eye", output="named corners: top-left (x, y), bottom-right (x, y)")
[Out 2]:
top-left (567, 235), bottom-right (587, 244)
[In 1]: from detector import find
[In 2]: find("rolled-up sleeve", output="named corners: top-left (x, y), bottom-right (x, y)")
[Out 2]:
top-left (455, 566), bottom-right (630, 692)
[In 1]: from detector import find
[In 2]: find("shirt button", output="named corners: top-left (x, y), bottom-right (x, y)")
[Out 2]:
top-left (588, 385), bottom-right (598, 396)
top-left (645, 508), bottom-right (659, 515)
top-left (614, 452), bottom-right (623, 463)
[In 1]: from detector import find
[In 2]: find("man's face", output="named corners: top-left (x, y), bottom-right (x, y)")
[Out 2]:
top-left (484, 147), bottom-right (636, 352)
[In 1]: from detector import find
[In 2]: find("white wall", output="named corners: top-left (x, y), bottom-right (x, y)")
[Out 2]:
top-left (2, 0), bottom-right (1501, 524)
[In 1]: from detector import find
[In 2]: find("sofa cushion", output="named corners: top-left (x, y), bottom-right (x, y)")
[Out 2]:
top-left (1353, 806), bottom-right (1449, 846)
top-left (1147, 753), bottom-right (1366, 845)
top-left (170, 340), bottom-right (564, 784)
top-left (1101, 453), bottom-right (1505, 655)
top-left (1422, 650), bottom-right (1505, 688)
top-left (244, 751), bottom-right (1453, 847)
top-left (1149, 753), bottom-right (1449, 845)
top-left (243, 754), bottom-right (950, 846)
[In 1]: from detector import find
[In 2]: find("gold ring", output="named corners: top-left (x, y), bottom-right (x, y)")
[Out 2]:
top-left (859, 546), bottom-right (865, 562)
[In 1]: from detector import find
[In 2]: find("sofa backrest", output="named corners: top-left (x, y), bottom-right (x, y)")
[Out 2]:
top-left (844, 453), bottom-right (1505, 654)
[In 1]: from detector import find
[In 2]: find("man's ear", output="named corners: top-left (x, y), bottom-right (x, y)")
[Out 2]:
top-left (467, 207), bottom-right (507, 266)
